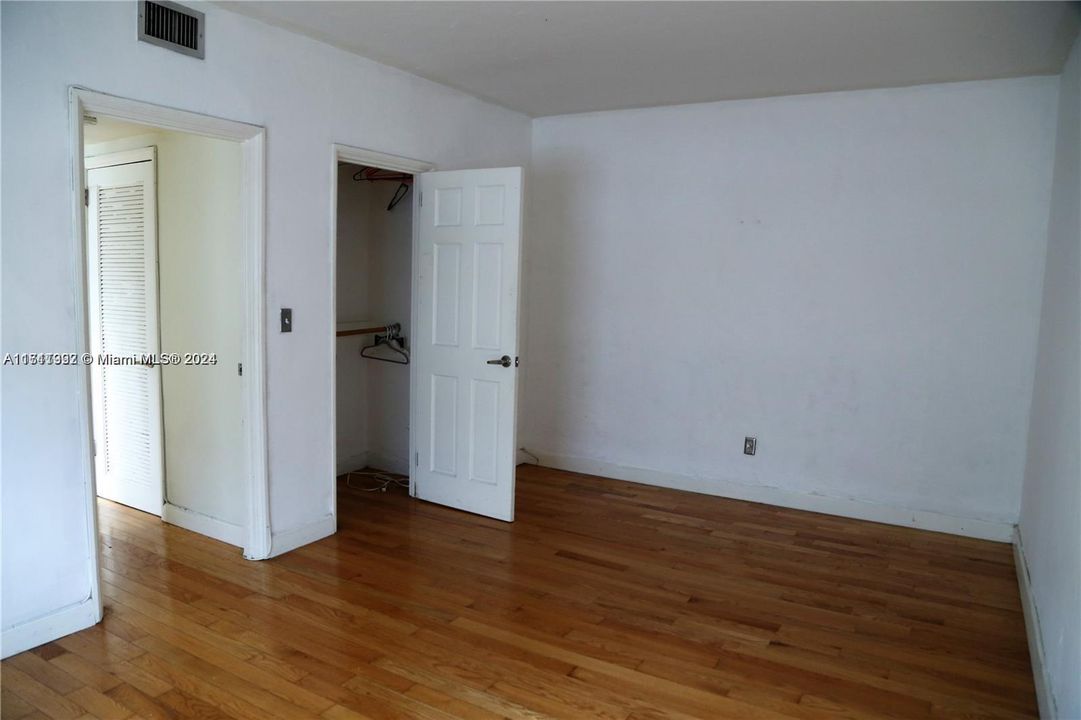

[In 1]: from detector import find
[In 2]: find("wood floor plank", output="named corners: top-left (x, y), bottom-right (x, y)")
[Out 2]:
top-left (47, 653), bottom-right (123, 694)
top-left (65, 685), bottom-right (133, 720)
top-left (7, 652), bottom-right (85, 696)
top-left (104, 682), bottom-right (177, 720)
top-left (2, 665), bottom-right (85, 720)
top-left (2, 466), bottom-right (1038, 719)
top-left (2, 686), bottom-right (40, 719)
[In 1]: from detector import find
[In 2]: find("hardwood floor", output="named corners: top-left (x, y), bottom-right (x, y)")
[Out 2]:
top-left (3, 465), bottom-right (1037, 720)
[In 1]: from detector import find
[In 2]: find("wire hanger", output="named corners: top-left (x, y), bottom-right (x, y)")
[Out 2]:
top-left (353, 166), bottom-right (412, 212)
top-left (360, 328), bottom-right (410, 365)
top-left (386, 183), bottom-right (410, 211)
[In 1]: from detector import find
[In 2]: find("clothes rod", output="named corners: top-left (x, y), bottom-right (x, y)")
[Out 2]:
top-left (336, 321), bottom-right (401, 338)
top-left (336, 324), bottom-right (390, 338)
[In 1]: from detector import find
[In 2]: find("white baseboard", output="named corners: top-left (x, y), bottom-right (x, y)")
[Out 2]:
top-left (517, 448), bottom-right (541, 465)
top-left (366, 450), bottom-right (410, 476)
top-left (1, 596), bottom-right (100, 659)
top-left (270, 513), bottom-right (336, 558)
top-left (1014, 529), bottom-right (1056, 720)
top-left (529, 451), bottom-right (1015, 542)
top-left (337, 450), bottom-right (369, 475)
top-left (338, 450), bottom-right (409, 477)
top-left (162, 502), bottom-right (243, 547)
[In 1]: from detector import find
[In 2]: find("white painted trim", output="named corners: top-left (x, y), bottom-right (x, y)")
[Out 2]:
top-left (162, 503), bottom-right (244, 548)
top-left (70, 88), bottom-right (270, 569)
top-left (84, 132), bottom-right (161, 160)
top-left (366, 450), bottom-right (410, 477)
top-left (79, 88), bottom-right (262, 142)
top-left (530, 451), bottom-right (1016, 542)
top-left (1, 598), bottom-right (99, 660)
top-left (69, 89), bottom-right (105, 637)
top-left (407, 163), bottom-right (426, 498)
top-left (334, 145), bottom-right (434, 176)
top-left (84, 146), bottom-right (155, 169)
top-left (337, 450), bottom-right (370, 475)
top-left (269, 514), bottom-right (336, 558)
top-left (329, 143), bottom-right (435, 522)
top-left (242, 130), bottom-right (271, 561)
top-left (332, 447), bottom-right (409, 477)
top-left (1014, 528), bottom-right (1056, 720)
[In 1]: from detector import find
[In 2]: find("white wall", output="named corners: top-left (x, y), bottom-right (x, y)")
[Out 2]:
top-left (522, 76), bottom-right (1057, 537)
top-left (364, 182), bottom-right (414, 474)
top-left (336, 165), bottom-right (373, 473)
top-left (155, 132), bottom-right (246, 530)
top-left (1, 0), bottom-right (530, 655)
top-left (1018, 36), bottom-right (1081, 720)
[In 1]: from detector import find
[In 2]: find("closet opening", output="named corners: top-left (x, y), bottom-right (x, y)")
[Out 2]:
top-left (330, 144), bottom-right (522, 526)
top-left (334, 160), bottom-right (416, 498)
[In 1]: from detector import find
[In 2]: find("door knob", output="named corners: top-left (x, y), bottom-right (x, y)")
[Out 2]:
top-left (487, 355), bottom-right (512, 368)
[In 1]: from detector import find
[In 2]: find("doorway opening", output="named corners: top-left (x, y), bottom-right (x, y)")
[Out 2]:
top-left (83, 114), bottom-right (249, 546)
top-left (71, 91), bottom-right (269, 621)
top-left (330, 145), bottom-right (525, 526)
top-left (334, 160), bottom-right (417, 495)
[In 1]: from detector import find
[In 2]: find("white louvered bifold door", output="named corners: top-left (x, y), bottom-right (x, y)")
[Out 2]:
top-left (86, 149), bottom-right (164, 516)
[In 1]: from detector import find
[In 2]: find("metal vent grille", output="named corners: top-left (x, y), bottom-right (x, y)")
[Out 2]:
top-left (138, 0), bottom-right (204, 59)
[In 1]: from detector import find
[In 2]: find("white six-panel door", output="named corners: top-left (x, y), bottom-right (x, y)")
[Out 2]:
top-left (86, 148), bottom-right (165, 516)
top-left (413, 168), bottom-right (523, 521)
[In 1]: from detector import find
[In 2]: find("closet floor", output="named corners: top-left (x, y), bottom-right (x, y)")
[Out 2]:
top-left (2, 465), bottom-right (1037, 719)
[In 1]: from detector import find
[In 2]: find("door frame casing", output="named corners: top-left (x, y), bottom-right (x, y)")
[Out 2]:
top-left (328, 144), bottom-right (434, 523)
top-left (69, 89), bottom-right (270, 617)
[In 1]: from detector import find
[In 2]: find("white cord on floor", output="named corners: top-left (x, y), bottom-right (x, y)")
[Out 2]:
top-left (343, 469), bottom-right (409, 493)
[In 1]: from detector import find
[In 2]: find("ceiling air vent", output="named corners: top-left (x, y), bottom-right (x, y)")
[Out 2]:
top-left (138, 0), bottom-right (204, 59)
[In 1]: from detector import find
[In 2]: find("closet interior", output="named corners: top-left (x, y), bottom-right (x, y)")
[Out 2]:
top-left (335, 162), bottom-right (414, 491)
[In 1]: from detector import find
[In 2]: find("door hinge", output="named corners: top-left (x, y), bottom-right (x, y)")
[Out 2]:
top-left (84, 188), bottom-right (89, 206)
top-left (237, 362), bottom-right (243, 376)
top-left (415, 452), bottom-right (419, 467)
top-left (419, 191), bottom-right (423, 208)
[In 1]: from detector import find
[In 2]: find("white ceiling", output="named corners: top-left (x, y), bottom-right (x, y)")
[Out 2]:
top-left (221, 2), bottom-right (1080, 118)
